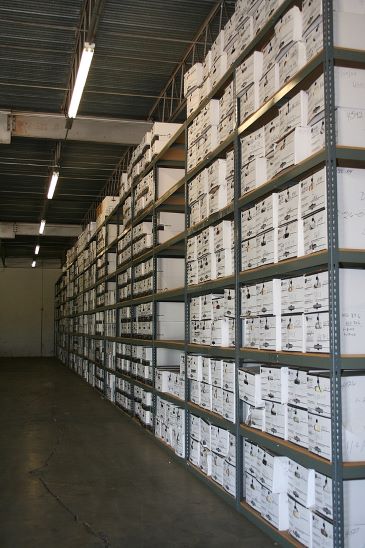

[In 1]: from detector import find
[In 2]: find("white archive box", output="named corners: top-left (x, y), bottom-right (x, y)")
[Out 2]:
top-left (200, 382), bottom-right (212, 411)
top-left (242, 317), bottom-right (260, 348)
top-left (260, 484), bottom-right (289, 531)
top-left (235, 51), bottom-right (263, 95)
top-left (252, 0), bottom-right (266, 36)
top-left (211, 359), bottom-right (223, 388)
top-left (156, 302), bottom-right (184, 340)
top-left (207, 158), bottom-right (226, 192)
top-left (277, 220), bottom-right (304, 262)
top-left (311, 513), bottom-right (334, 548)
top-left (300, 166), bottom-right (326, 217)
top-left (241, 126), bottom-right (265, 165)
top-left (275, 6), bottom-right (303, 55)
top-left (226, 432), bottom-right (236, 467)
top-left (302, 0), bottom-right (322, 34)
top-left (288, 459), bottom-right (315, 508)
top-left (255, 228), bottom-right (278, 267)
top-left (241, 237), bottom-right (261, 270)
top-left (262, 34), bottom-right (278, 74)
top-left (211, 453), bottom-right (225, 485)
top-left (305, 310), bottom-right (329, 352)
top-left (223, 389), bottom-right (236, 422)
top-left (281, 275), bottom-right (305, 315)
top-left (315, 472), bottom-right (365, 532)
top-left (255, 193), bottom-right (278, 234)
top-left (201, 356), bottom-right (211, 384)
top-left (184, 62), bottom-right (203, 96)
top-left (245, 472), bottom-right (263, 513)
top-left (303, 209), bottom-right (328, 256)
top-left (222, 360), bottom-right (235, 392)
top-left (243, 439), bottom-right (259, 477)
top-left (279, 91), bottom-right (308, 139)
top-left (308, 412), bottom-right (332, 460)
top-left (212, 386), bottom-right (224, 415)
top-left (259, 64), bottom-right (279, 106)
top-left (288, 497), bottom-right (313, 548)
top-left (241, 158), bottom-right (267, 195)
top-left (259, 315), bottom-right (282, 351)
top-left (241, 204), bottom-right (257, 240)
top-left (242, 402), bottom-right (265, 431)
top-left (200, 419), bottom-right (211, 449)
top-left (288, 368), bottom-right (309, 409)
top-left (157, 212), bottom-right (184, 243)
top-left (261, 365), bottom-right (288, 404)
top-left (264, 401), bottom-right (288, 440)
top-left (275, 126), bottom-right (311, 175)
top-left (278, 41), bottom-right (307, 88)
top-left (157, 167), bottom-right (184, 198)
top-left (213, 221), bottom-right (234, 252)
top-left (333, 11), bottom-right (365, 51)
top-left (264, 117), bottom-right (280, 155)
top-left (223, 460), bottom-right (236, 497)
top-left (256, 278), bottom-right (281, 315)
top-left (199, 445), bottom-right (212, 476)
top-left (287, 405), bottom-right (309, 448)
top-left (187, 354), bottom-right (203, 381)
top-left (211, 425), bottom-right (230, 456)
top-left (238, 366), bottom-right (263, 407)
top-left (305, 19), bottom-right (323, 62)
top-left (238, 83), bottom-right (259, 123)
top-left (156, 258), bottom-right (184, 291)
top-left (338, 167), bottom-right (365, 250)
top-left (281, 314), bottom-right (305, 352)
top-left (278, 183), bottom-right (301, 226)
top-left (258, 449), bottom-right (288, 493)
top-left (241, 284), bottom-right (258, 318)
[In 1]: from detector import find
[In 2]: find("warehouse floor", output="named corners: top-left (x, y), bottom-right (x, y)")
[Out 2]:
top-left (0, 358), bottom-right (274, 548)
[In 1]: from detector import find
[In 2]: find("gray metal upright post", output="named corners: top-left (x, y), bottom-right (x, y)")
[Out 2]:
top-left (323, 1), bottom-right (344, 546)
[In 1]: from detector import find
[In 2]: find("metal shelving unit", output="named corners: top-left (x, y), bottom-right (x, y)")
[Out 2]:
top-left (54, 2), bottom-right (365, 546)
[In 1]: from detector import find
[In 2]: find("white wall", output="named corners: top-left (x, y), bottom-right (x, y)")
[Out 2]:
top-left (0, 267), bottom-right (61, 357)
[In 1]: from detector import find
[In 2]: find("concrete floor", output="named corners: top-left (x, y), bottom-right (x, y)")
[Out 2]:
top-left (0, 358), bottom-right (275, 548)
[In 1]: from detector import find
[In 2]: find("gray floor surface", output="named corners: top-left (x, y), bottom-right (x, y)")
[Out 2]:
top-left (0, 358), bottom-right (275, 548)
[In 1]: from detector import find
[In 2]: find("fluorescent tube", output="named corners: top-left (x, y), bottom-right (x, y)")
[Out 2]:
top-left (68, 42), bottom-right (95, 119)
top-left (39, 220), bottom-right (46, 234)
top-left (47, 171), bottom-right (59, 199)
top-left (32, 261), bottom-right (36, 268)
top-left (35, 245), bottom-right (40, 255)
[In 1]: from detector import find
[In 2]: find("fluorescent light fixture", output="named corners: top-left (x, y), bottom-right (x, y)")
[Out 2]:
top-left (47, 171), bottom-right (59, 199)
top-left (32, 260), bottom-right (36, 268)
top-left (39, 220), bottom-right (46, 234)
top-left (35, 245), bottom-right (40, 255)
top-left (68, 42), bottom-right (95, 119)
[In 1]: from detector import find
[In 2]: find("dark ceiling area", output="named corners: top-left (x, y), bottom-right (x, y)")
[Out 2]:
top-left (0, 0), bottom-right (220, 264)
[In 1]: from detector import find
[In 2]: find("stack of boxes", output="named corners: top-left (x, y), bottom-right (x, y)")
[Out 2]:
top-left (244, 437), bottom-right (365, 546)
top-left (115, 378), bottom-right (133, 413)
top-left (187, 221), bottom-right (235, 285)
top-left (189, 415), bottom-right (236, 496)
top-left (239, 365), bottom-right (365, 462)
top-left (134, 386), bottom-right (153, 428)
top-left (116, 344), bottom-right (153, 385)
top-left (190, 290), bottom-right (235, 347)
top-left (155, 351), bottom-right (185, 400)
top-left (241, 268), bottom-right (365, 354)
top-left (187, 99), bottom-right (220, 171)
top-left (188, 354), bottom-right (236, 423)
top-left (155, 397), bottom-right (185, 457)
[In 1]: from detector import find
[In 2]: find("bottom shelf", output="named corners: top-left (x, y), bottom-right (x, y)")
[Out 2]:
top-left (239, 502), bottom-right (304, 548)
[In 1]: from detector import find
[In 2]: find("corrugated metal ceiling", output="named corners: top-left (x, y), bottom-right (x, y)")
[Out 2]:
top-left (0, 0), bottom-right (225, 261)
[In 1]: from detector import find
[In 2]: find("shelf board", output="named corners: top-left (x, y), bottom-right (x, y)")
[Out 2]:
top-left (187, 274), bottom-right (235, 295)
top-left (239, 502), bottom-right (304, 548)
top-left (186, 343), bottom-right (235, 358)
top-left (240, 424), bottom-right (365, 479)
top-left (239, 348), bottom-right (332, 369)
top-left (239, 251), bottom-right (328, 283)
top-left (188, 402), bottom-right (235, 432)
